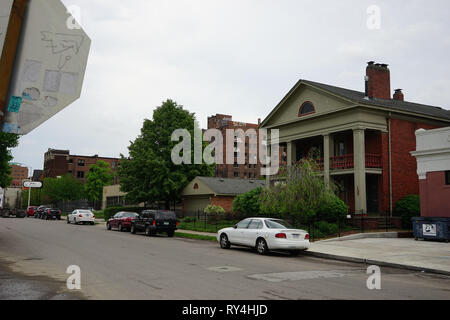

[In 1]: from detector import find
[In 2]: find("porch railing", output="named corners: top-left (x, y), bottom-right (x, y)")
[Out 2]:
top-left (280, 154), bottom-right (382, 170)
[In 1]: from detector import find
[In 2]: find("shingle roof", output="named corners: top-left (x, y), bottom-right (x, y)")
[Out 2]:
top-left (302, 80), bottom-right (450, 121)
top-left (197, 177), bottom-right (266, 196)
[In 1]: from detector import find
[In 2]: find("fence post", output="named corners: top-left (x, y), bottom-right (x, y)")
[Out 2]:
top-left (204, 211), bottom-right (207, 230)
top-left (338, 213), bottom-right (341, 238)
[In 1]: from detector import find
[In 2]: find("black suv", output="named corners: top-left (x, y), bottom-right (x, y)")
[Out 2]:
top-left (42, 208), bottom-right (62, 220)
top-left (131, 210), bottom-right (178, 237)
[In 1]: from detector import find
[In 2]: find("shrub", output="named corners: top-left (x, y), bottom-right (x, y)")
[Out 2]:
top-left (103, 206), bottom-right (143, 221)
top-left (313, 221), bottom-right (339, 236)
top-left (317, 195), bottom-right (349, 222)
top-left (232, 187), bottom-right (263, 217)
top-left (394, 195), bottom-right (420, 229)
top-left (204, 205), bottom-right (225, 224)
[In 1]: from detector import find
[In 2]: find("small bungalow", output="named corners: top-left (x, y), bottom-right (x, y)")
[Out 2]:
top-left (181, 177), bottom-right (266, 216)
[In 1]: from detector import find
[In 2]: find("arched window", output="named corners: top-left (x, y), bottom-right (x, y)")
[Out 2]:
top-left (193, 183), bottom-right (199, 190)
top-left (299, 101), bottom-right (316, 117)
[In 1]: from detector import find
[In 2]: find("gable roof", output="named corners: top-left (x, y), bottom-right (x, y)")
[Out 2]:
top-left (195, 177), bottom-right (266, 196)
top-left (261, 79), bottom-right (450, 127)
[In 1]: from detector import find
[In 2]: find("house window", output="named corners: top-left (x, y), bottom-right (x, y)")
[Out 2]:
top-left (234, 172), bottom-right (239, 178)
top-left (299, 101), bottom-right (316, 116)
top-left (446, 171), bottom-right (450, 185)
top-left (77, 171), bottom-right (85, 179)
top-left (194, 183), bottom-right (199, 190)
top-left (78, 159), bottom-right (85, 167)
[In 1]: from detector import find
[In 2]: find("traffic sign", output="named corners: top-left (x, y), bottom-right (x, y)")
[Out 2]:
top-left (23, 181), bottom-right (43, 189)
top-left (2, 0), bottom-right (91, 134)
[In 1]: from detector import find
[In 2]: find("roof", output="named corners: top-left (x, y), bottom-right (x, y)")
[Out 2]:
top-left (302, 80), bottom-right (450, 121)
top-left (261, 79), bottom-right (450, 126)
top-left (196, 177), bottom-right (266, 196)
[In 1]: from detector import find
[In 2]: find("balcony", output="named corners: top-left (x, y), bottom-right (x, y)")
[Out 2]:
top-left (280, 154), bottom-right (382, 170)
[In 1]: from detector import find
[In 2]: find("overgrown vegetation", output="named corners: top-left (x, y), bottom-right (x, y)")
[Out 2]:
top-left (232, 187), bottom-right (263, 217)
top-left (85, 160), bottom-right (114, 209)
top-left (394, 194), bottom-right (420, 229)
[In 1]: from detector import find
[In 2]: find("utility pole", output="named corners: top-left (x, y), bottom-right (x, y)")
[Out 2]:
top-left (0, 0), bottom-right (27, 127)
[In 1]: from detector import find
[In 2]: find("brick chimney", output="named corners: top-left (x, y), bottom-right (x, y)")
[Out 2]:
top-left (366, 61), bottom-right (391, 100)
top-left (393, 89), bottom-right (404, 101)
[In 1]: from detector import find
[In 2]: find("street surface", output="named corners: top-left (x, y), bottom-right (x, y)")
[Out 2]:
top-left (0, 218), bottom-right (449, 300)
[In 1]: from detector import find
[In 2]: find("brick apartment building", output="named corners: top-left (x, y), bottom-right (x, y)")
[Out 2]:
top-left (260, 62), bottom-right (450, 216)
top-left (43, 149), bottom-right (120, 183)
top-left (9, 164), bottom-right (29, 187)
top-left (207, 114), bottom-right (262, 179)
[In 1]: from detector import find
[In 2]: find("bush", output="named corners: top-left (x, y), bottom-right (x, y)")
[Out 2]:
top-left (204, 205), bottom-right (225, 224)
top-left (394, 195), bottom-right (420, 229)
top-left (313, 221), bottom-right (339, 237)
top-left (103, 206), bottom-right (143, 221)
top-left (182, 216), bottom-right (197, 223)
top-left (317, 195), bottom-right (349, 222)
top-left (232, 187), bottom-right (263, 217)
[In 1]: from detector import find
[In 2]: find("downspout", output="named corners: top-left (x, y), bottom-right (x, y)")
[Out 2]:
top-left (388, 113), bottom-right (393, 217)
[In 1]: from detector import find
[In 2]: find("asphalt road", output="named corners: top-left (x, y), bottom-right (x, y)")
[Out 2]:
top-left (0, 218), bottom-right (449, 300)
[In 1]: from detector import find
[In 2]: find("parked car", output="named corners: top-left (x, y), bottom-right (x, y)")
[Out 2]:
top-left (217, 218), bottom-right (310, 256)
top-left (68, 209), bottom-right (95, 225)
top-left (26, 206), bottom-right (38, 217)
top-left (42, 208), bottom-right (62, 220)
top-left (106, 211), bottom-right (139, 232)
top-left (130, 210), bottom-right (178, 237)
top-left (34, 206), bottom-right (48, 219)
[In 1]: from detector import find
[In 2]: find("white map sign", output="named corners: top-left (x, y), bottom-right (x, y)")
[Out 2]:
top-left (2, 0), bottom-right (91, 135)
top-left (0, 0), bottom-right (14, 59)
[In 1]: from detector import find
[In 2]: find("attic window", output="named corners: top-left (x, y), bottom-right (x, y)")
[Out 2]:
top-left (299, 101), bottom-right (316, 117)
top-left (194, 183), bottom-right (199, 190)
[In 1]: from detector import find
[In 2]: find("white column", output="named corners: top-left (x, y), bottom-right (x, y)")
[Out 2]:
top-left (353, 129), bottom-right (367, 214)
top-left (287, 141), bottom-right (296, 165)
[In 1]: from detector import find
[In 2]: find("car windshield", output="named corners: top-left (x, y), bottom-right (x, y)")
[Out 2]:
top-left (156, 211), bottom-right (176, 220)
top-left (264, 219), bottom-right (294, 229)
top-left (78, 210), bottom-right (92, 214)
top-left (123, 212), bottom-right (138, 218)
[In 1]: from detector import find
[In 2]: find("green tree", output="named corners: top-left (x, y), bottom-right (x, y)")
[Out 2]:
top-left (0, 132), bottom-right (19, 188)
top-left (260, 159), bottom-right (345, 225)
top-left (84, 160), bottom-right (114, 205)
top-left (118, 99), bottom-right (214, 208)
top-left (41, 175), bottom-right (85, 205)
top-left (232, 187), bottom-right (263, 217)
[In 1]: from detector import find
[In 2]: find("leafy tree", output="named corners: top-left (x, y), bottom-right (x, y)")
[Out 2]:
top-left (260, 159), bottom-right (343, 225)
top-left (41, 175), bottom-right (85, 205)
top-left (84, 160), bottom-right (114, 205)
top-left (232, 187), bottom-right (263, 217)
top-left (0, 132), bottom-right (19, 188)
top-left (118, 99), bottom-right (214, 208)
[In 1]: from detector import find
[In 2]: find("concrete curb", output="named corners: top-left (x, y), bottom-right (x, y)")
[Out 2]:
top-left (304, 250), bottom-right (450, 276)
top-left (317, 232), bottom-right (408, 243)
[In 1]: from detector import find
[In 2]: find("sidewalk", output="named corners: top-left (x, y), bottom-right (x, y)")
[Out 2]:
top-left (177, 229), bottom-right (450, 275)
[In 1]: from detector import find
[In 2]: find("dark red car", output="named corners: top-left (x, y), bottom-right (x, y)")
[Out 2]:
top-left (106, 211), bottom-right (139, 232)
top-left (26, 206), bottom-right (38, 217)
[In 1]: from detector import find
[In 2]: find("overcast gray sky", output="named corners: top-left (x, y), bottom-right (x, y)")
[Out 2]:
top-left (11, 0), bottom-right (450, 173)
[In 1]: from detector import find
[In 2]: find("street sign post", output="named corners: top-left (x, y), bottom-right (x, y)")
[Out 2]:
top-left (2, 0), bottom-right (91, 134)
top-left (23, 181), bottom-right (43, 189)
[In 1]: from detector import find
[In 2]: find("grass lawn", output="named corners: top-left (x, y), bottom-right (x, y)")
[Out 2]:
top-left (174, 232), bottom-right (217, 242)
top-left (177, 219), bottom-right (238, 233)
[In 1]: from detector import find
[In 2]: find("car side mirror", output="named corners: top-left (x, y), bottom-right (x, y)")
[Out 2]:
top-left (233, 225), bottom-right (237, 229)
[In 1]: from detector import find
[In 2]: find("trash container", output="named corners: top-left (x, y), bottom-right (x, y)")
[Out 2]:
top-left (412, 217), bottom-right (450, 242)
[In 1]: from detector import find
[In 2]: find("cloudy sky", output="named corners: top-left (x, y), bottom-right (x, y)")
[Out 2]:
top-left (11, 0), bottom-right (450, 173)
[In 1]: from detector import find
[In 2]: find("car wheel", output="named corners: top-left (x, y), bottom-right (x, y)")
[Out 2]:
top-left (167, 230), bottom-right (174, 238)
top-left (118, 223), bottom-right (123, 232)
top-left (67, 218), bottom-right (70, 224)
top-left (256, 238), bottom-right (268, 255)
top-left (220, 234), bottom-right (231, 249)
top-left (131, 224), bottom-right (136, 234)
top-left (107, 222), bottom-right (111, 230)
top-left (145, 225), bottom-right (152, 237)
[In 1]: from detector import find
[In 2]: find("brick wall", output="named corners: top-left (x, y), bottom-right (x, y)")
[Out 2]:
top-left (210, 196), bottom-right (235, 213)
top-left (390, 118), bottom-right (439, 208)
top-left (419, 172), bottom-right (450, 218)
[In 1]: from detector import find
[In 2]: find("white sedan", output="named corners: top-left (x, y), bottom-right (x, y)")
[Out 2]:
top-left (217, 218), bottom-right (310, 255)
top-left (67, 209), bottom-right (95, 225)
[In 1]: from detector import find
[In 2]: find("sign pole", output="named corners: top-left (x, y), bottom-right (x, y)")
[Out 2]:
top-left (0, 0), bottom-right (27, 127)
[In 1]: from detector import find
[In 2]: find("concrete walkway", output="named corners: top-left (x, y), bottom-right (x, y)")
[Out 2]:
top-left (176, 229), bottom-right (450, 275)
